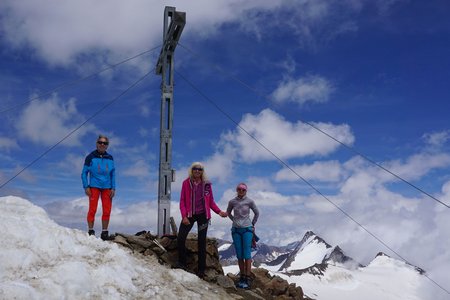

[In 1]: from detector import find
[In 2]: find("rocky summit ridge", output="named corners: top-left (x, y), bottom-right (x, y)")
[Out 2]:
top-left (109, 231), bottom-right (306, 300)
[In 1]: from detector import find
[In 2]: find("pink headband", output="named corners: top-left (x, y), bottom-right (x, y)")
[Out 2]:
top-left (237, 184), bottom-right (247, 190)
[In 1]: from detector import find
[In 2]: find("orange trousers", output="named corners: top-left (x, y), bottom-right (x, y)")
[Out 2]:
top-left (87, 188), bottom-right (112, 222)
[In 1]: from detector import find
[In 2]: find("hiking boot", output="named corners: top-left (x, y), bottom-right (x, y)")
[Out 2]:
top-left (101, 231), bottom-right (109, 241)
top-left (236, 275), bottom-right (245, 288)
top-left (88, 229), bottom-right (95, 236)
top-left (245, 275), bottom-right (252, 289)
top-left (237, 275), bottom-right (250, 289)
top-left (237, 279), bottom-right (249, 289)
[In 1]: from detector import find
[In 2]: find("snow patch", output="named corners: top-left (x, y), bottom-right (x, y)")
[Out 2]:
top-left (0, 196), bottom-right (230, 300)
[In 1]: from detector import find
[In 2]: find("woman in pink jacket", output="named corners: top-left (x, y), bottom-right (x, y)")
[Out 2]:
top-left (176, 162), bottom-right (227, 278)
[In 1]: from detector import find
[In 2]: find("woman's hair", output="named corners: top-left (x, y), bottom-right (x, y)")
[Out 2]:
top-left (188, 161), bottom-right (207, 181)
top-left (97, 134), bottom-right (109, 143)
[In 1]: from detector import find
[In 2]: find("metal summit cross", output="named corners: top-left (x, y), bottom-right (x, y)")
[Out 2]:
top-left (155, 6), bottom-right (185, 236)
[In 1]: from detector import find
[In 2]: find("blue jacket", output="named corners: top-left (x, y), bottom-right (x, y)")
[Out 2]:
top-left (81, 150), bottom-right (116, 190)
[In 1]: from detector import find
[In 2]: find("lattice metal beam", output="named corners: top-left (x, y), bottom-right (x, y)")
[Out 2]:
top-left (155, 6), bottom-right (185, 236)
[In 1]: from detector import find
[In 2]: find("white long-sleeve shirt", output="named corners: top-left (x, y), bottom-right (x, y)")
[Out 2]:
top-left (226, 195), bottom-right (259, 228)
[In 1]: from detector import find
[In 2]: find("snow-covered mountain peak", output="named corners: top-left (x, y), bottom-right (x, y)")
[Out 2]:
top-left (279, 231), bottom-right (333, 272)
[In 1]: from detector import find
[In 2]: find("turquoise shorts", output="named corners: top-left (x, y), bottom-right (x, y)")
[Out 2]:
top-left (231, 226), bottom-right (253, 259)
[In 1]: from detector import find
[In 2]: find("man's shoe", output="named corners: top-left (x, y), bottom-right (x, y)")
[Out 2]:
top-left (101, 231), bottom-right (109, 241)
top-left (88, 229), bottom-right (95, 236)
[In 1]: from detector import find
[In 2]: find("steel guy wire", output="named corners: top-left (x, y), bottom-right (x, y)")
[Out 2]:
top-left (178, 42), bottom-right (449, 209)
top-left (0, 45), bottom-right (161, 114)
top-left (176, 69), bottom-right (450, 296)
top-left (0, 70), bottom-right (152, 191)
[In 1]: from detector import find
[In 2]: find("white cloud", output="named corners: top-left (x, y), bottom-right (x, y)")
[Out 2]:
top-left (439, 181), bottom-right (450, 207)
top-left (271, 75), bottom-right (334, 106)
top-left (57, 153), bottom-right (85, 176)
top-left (0, 0), bottom-right (281, 67)
top-left (303, 194), bottom-right (341, 213)
top-left (222, 108), bottom-right (354, 162)
top-left (245, 176), bottom-right (276, 192)
top-left (45, 197), bottom-right (158, 233)
top-left (16, 94), bottom-right (95, 147)
top-left (0, 0), bottom-right (388, 69)
top-left (171, 146), bottom-right (236, 189)
top-left (203, 146), bottom-right (236, 183)
top-left (0, 137), bottom-right (19, 151)
top-left (251, 190), bottom-right (301, 207)
top-left (0, 0), bottom-right (162, 66)
top-left (275, 160), bottom-right (343, 182)
top-left (422, 130), bottom-right (450, 148)
top-left (123, 159), bottom-right (151, 179)
top-left (110, 201), bottom-right (158, 232)
top-left (381, 153), bottom-right (450, 183)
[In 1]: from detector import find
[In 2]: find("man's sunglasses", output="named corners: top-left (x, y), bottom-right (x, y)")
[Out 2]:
top-left (97, 141), bottom-right (109, 145)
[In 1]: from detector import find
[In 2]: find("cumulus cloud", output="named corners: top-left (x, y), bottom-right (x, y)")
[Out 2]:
top-left (275, 160), bottom-right (344, 182)
top-left (44, 197), bottom-right (158, 233)
top-left (190, 108), bottom-right (353, 189)
top-left (171, 143), bottom-right (237, 187)
top-left (245, 176), bottom-right (276, 192)
top-left (16, 93), bottom-right (95, 147)
top-left (271, 75), bottom-right (335, 106)
top-left (123, 159), bottom-right (152, 179)
top-left (0, 0), bottom-right (163, 66)
top-left (0, 0), bottom-right (279, 67)
top-left (380, 153), bottom-right (450, 183)
top-left (0, 0), bottom-right (387, 69)
top-left (221, 108), bottom-right (354, 162)
top-left (252, 190), bottom-right (300, 207)
top-left (203, 146), bottom-right (237, 183)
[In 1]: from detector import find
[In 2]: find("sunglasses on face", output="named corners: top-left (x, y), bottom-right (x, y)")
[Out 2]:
top-left (192, 167), bottom-right (203, 171)
top-left (97, 141), bottom-right (109, 146)
top-left (237, 188), bottom-right (247, 192)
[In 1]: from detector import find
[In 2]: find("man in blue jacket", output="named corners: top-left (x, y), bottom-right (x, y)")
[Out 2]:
top-left (81, 135), bottom-right (116, 240)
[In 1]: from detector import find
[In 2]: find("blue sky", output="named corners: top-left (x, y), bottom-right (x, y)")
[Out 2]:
top-left (1, 0), bottom-right (450, 296)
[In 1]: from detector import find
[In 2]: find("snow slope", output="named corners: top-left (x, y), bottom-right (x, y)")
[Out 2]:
top-left (284, 236), bottom-right (333, 271)
top-left (277, 257), bottom-right (427, 300)
top-left (0, 196), bottom-right (231, 300)
top-left (223, 232), bottom-right (441, 300)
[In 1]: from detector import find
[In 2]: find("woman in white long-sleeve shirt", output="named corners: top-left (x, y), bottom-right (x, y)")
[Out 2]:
top-left (226, 183), bottom-right (259, 289)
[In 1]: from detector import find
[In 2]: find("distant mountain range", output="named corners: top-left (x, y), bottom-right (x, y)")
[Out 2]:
top-left (219, 231), bottom-right (360, 270)
top-left (219, 231), bottom-right (429, 300)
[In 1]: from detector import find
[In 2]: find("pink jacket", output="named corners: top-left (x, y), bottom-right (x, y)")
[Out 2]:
top-left (179, 178), bottom-right (221, 219)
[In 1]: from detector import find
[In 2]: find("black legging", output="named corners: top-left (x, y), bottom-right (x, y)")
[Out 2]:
top-left (177, 213), bottom-right (209, 273)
